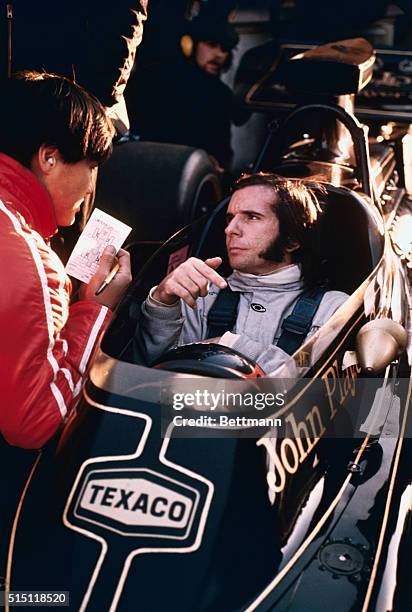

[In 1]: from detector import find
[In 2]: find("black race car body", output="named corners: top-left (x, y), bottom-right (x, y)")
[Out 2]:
top-left (4, 38), bottom-right (412, 612)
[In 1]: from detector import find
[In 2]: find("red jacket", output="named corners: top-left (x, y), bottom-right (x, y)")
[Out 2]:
top-left (0, 154), bottom-right (111, 449)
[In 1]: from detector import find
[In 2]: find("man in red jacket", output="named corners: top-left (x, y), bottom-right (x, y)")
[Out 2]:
top-left (0, 71), bottom-right (132, 449)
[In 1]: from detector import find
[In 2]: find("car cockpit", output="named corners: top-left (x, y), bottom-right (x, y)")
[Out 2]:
top-left (101, 38), bottom-right (388, 377)
top-left (101, 180), bottom-right (383, 374)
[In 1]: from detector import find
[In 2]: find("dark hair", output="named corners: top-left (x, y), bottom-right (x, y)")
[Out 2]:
top-left (190, 16), bottom-right (239, 50)
top-left (232, 173), bottom-right (325, 287)
top-left (0, 71), bottom-right (115, 167)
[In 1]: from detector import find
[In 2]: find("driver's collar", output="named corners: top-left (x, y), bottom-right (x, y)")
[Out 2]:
top-left (229, 264), bottom-right (303, 291)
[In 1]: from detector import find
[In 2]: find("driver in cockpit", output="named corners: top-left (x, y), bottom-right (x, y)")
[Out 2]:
top-left (137, 173), bottom-right (348, 373)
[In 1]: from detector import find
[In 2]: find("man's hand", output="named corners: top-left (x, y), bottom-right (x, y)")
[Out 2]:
top-left (152, 257), bottom-right (227, 308)
top-left (79, 246), bottom-right (132, 310)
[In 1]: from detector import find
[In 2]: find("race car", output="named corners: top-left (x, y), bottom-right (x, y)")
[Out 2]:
top-left (5, 37), bottom-right (412, 612)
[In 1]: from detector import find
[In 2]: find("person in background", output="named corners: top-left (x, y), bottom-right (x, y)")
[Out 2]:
top-left (0, 72), bottom-right (131, 449)
top-left (132, 0), bottom-right (239, 66)
top-left (127, 13), bottom-right (248, 169)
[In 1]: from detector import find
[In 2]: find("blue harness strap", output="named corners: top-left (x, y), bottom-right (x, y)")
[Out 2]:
top-left (206, 287), bottom-right (240, 339)
top-left (276, 286), bottom-right (327, 355)
top-left (206, 285), bottom-right (327, 355)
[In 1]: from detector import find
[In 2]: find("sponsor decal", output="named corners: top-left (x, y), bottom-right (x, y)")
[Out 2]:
top-left (73, 468), bottom-right (200, 538)
top-left (258, 358), bottom-right (362, 493)
top-left (63, 402), bottom-right (214, 611)
top-left (80, 477), bottom-right (193, 529)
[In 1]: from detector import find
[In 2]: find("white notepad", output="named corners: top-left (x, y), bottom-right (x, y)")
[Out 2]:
top-left (65, 208), bottom-right (132, 283)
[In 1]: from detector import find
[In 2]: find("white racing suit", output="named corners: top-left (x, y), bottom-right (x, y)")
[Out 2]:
top-left (137, 264), bottom-right (348, 373)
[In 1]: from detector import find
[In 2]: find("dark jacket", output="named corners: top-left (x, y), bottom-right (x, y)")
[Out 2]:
top-left (1, 1), bottom-right (148, 106)
top-left (127, 56), bottom-right (244, 167)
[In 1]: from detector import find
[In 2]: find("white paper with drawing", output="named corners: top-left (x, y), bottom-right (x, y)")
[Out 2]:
top-left (65, 208), bottom-right (132, 283)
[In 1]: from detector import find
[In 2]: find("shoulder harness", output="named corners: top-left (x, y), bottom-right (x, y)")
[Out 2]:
top-left (206, 285), bottom-right (327, 356)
